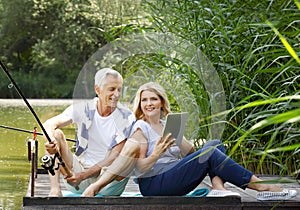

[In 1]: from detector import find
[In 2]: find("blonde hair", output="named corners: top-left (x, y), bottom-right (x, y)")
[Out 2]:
top-left (133, 82), bottom-right (171, 120)
top-left (94, 68), bottom-right (123, 89)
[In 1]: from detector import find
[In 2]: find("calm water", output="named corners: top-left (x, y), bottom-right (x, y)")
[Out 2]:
top-left (0, 101), bottom-right (72, 210)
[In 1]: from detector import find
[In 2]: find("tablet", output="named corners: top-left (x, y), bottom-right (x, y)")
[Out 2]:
top-left (162, 112), bottom-right (188, 146)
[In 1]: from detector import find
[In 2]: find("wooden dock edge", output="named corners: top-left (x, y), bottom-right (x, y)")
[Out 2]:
top-left (23, 196), bottom-right (242, 210)
top-left (22, 196), bottom-right (300, 210)
top-left (23, 170), bottom-right (300, 210)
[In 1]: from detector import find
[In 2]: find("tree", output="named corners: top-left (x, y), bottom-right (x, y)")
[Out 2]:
top-left (0, 0), bottom-right (143, 98)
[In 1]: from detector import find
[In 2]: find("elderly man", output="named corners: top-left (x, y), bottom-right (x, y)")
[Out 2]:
top-left (43, 68), bottom-right (135, 196)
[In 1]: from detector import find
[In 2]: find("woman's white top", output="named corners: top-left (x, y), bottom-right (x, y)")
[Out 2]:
top-left (131, 120), bottom-right (181, 178)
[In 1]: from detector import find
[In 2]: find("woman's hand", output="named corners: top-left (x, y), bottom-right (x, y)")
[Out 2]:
top-left (135, 132), bottom-right (175, 173)
top-left (152, 133), bottom-right (175, 157)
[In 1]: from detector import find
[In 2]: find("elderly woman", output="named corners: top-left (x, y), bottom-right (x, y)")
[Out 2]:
top-left (82, 82), bottom-right (297, 201)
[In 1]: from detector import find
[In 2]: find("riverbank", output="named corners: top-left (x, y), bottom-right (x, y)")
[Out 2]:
top-left (0, 99), bottom-right (74, 107)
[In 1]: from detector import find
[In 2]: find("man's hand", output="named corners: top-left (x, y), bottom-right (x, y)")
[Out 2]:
top-left (45, 140), bottom-right (58, 154)
top-left (65, 172), bottom-right (84, 187)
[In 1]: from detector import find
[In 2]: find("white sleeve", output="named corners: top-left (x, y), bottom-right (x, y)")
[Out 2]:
top-left (61, 101), bottom-right (86, 123)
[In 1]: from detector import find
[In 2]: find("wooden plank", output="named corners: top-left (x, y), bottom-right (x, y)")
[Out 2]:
top-left (23, 197), bottom-right (242, 210)
top-left (23, 171), bottom-right (300, 210)
top-left (242, 202), bottom-right (300, 210)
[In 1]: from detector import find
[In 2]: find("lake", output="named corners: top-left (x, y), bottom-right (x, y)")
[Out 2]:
top-left (0, 99), bottom-right (74, 210)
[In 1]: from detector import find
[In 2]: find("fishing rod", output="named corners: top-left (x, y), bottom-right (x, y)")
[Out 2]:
top-left (0, 124), bottom-right (76, 142)
top-left (0, 60), bottom-right (73, 178)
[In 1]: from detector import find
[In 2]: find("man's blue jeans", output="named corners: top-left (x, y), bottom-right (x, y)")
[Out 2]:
top-left (139, 140), bottom-right (253, 196)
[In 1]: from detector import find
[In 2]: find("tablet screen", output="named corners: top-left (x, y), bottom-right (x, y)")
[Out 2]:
top-left (162, 112), bottom-right (188, 146)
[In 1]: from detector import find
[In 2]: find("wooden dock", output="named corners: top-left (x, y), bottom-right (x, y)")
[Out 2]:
top-left (23, 170), bottom-right (300, 210)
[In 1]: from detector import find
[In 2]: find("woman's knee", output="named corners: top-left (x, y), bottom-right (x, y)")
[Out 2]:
top-left (199, 142), bottom-right (227, 164)
top-left (204, 139), bottom-right (226, 153)
top-left (121, 138), bottom-right (140, 157)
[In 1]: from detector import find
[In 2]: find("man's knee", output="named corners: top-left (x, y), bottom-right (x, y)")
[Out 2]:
top-left (53, 129), bottom-right (65, 143)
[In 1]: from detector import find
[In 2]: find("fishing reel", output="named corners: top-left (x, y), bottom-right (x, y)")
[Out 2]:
top-left (41, 154), bottom-right (60, 176)
top-left (41, 154), bottom-right (80, 190)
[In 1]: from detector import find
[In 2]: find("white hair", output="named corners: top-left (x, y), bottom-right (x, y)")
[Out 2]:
top-left (94, 68), bottom-right (123, 89)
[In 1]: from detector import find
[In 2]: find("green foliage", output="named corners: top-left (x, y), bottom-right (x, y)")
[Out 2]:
top-left (0, 0), bottom-right (143, 98)
top-left (142, 0), bottom-right (300, 176)
top-left (0, 0), bottom-right (299, 177)
top-left (114, 52), bottom-right (210, 141)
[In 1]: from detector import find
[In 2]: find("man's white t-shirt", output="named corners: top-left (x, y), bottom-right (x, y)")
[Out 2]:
top-left (82, 112), bottom-right (117, 168)
top-left (63, 101), bottom-right (118, 168)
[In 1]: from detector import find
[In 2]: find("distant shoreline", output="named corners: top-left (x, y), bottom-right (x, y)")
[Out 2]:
top-left (0, 99), bottom-right (74, 107)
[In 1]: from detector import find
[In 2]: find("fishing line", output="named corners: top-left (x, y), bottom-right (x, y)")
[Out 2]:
top-left (0, 60), bottom-right (72, 177)
top-left (0, 124), bottom-right (76, 142)
top-left (0, 61), bottom-right (52, 142)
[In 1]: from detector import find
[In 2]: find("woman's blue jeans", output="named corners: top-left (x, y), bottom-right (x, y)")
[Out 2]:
top-left (139, 139), bottom-right (253, 196)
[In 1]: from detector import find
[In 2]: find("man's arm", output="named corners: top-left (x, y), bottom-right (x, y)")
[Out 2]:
top-left (43, 113), bottom-right (75, 178)
top-left (43, 114), bottom-right (73, 142)
top-left (43, 114), bottom-right (73, 154)
top-left (66, 140), bottom-right (126, 185)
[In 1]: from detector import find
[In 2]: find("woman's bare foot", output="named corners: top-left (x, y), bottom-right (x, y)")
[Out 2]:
top-left (248, 175), bottom-right (283, 192)
top-left (211, 176), bottom-right (227, 191)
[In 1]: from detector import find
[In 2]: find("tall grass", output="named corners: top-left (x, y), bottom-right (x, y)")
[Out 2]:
top-left (137, 0), bottom-right (300, 177)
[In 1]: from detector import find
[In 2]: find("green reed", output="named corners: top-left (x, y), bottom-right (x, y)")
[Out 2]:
top-left (140, 0), bottom-right (300, 177)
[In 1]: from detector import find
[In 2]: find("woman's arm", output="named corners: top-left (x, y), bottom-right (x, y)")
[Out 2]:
top-left (179, 137), bottom-right (195, 157)
top-left (135, 130), bottom-right (175, 174)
